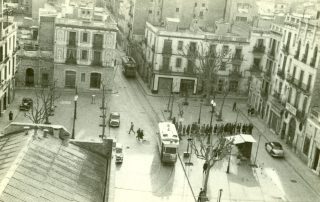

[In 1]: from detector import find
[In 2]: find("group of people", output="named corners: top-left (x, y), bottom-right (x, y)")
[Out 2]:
top-left (172, 119), bottom-right (254, 139)
top-left (128, 122), bottom-right (144, 141)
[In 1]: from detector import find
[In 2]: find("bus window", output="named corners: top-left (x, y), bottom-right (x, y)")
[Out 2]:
top-left (165, 147), bottom-right (177, 154)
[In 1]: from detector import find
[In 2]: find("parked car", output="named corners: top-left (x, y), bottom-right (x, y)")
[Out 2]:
top-left (19, 98), bottom-right (33, 111)
top-left (109, 112), bottom-right (120, 127)
top-left (265, 141), bottom-right (284, 158)
top-left (115, 143), bottom-right (123, 163)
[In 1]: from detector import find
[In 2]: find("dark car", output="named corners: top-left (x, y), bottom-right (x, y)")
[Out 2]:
top-left (265, 141), bottom-right (284, 158)
top-left (19, 98), bottom-right (33, 111)
top-left (109, 112), bottom-right (120, 127)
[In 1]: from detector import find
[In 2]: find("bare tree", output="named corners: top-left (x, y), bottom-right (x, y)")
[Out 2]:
top-left (191, 133), bottom-right (233, 199)
top-left (181, 43), bottom-right (232, 104)
top-left (217, 81), bottom-right (230, 121)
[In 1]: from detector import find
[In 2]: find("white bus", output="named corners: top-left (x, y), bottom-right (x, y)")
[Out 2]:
top-left (157, 122), bottom-right (179, 163)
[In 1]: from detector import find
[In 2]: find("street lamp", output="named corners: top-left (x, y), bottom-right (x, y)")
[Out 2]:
top-left (198, 99), bottom-right (203, 124)
top-left (207, 99), bottom-right (216, 144)
top-left (71, 95), bottom-right (78, 139)
top-left (226, 147), bottom-right (232, 173)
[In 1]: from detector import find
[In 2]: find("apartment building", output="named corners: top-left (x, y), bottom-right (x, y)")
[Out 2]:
top-left (0, 0), bottom-right (18, 117)
top-left (53, 6), bottom-right (117, 91)
top-left (144, 18), bottom-right (251, 95)
top-left (224, 0), bottom-right (258, 24)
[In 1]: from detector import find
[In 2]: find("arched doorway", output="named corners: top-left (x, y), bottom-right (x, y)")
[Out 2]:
top-left (25, 68), bottom-right (34, 86)
top-left (287, 117), bottom-right (296, 146)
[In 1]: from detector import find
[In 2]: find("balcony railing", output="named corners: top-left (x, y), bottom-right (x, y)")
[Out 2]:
top-left (260, 90), bottom-right (269, 99)
top-left (310, 58), bottom-right (316, 67)
top-left (91, 60), bottom-right (102, 66)
top-left (273, 91), bottom-right (281, 100)
top-left (282, 45), bottom-right (289, 55)
top-left (268, 50), bottom-right (275, 59)
top-left (296, 110), bottom-right (307, 122)
top-left (159, 66), bottom-right (171, 73)
top-left (229, 70), bottom-right (242, 78)
top-left (277, 69), bottom-right (285, 79)
top-left (301, 54), bottom-right (307, 63)
top-left (263, 69), bottom-right (272, 80)
top-left (162, 46), bottom-right (172, 55)
top-left (250, 65), bottom-right (263, 77)
top-left (92, 43), bottom-right (103, 50)
top-left (253, 45), bottom-right (265, 53)
top-left (65, 57), bottom-right (77, 64)
top-left (68, 41), bottom-right (77, 48)
top-left (231, 54), bottom-right (243, 64)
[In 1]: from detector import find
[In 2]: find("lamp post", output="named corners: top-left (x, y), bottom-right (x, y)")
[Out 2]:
top-left (226, 148), bottom-right (231, 173)
top-left (198, 99), bottom-right (203, 124)
top-left (207, 99), bottom-right (216, 144)
top-left (71, 95), bottom-right (78, 139)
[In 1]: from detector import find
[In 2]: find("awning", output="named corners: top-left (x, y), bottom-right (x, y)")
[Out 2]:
top-left (225, 134), bottom-right (256, 144)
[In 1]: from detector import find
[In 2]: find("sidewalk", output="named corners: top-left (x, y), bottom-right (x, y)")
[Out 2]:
top-left (238, 107), bottom-right (320, 197)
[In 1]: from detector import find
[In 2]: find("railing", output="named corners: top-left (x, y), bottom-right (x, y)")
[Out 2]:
top-left (263, 70), bottom-right (272, 79)
top-left (91, 60), bottom-right (102, 66)
top-left (296, 110), bottom-right (306, 122)
top-left (282, 45), bottom-right (289, 55)
top-left (277, 69), bottom-right (285, 79)
top-left (310, 58), bottom-right (316, 67)
top-left (268, 50), bottom-right (275, 59)
top-left (260, 90), bottom-right (268, 99)
top-left (68, 41), bottom-right (77, 47)
top-left (273, 91), bottom-right (281, 100)
top-left (65, 57), bottom-right (77, 64)
top-left (229, 70), bottom-right (242, 78)
top-left (250, 65), bottom-right (263, 77)
top-left (92, 43), bottom-right (103, 50)
top-left (231, 54), bottom-right (243, 64)
top-left (253, 45), bottom-right (265, 53)
top-left (162, 46), bottom-right (172, 54)
top-left (301, 54), bottom-right (307, 63)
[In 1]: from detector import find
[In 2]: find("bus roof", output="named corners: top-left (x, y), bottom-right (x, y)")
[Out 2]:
top-left (121, 56), bottom-right (136, 64)
top-left (158, 122), bottom-right (179, 144)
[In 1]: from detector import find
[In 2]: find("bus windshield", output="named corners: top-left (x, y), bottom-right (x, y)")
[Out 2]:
top-left (165, 147), bottom-right (177, 154)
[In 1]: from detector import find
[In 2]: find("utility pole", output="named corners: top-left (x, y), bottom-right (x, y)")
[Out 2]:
top-left (99, 84), bottom-right (107, 139)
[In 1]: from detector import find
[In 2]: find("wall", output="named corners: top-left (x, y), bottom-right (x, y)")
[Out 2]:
top-left (39, 16), bottom-right (55, 51)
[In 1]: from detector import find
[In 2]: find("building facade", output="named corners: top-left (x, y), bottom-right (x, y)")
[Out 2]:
top-left (53, 6), bottom-right (117, 91)
top-left (144, 19), bottom-right (251, 95)
top-left (0, 0), bottom-right (18, 117)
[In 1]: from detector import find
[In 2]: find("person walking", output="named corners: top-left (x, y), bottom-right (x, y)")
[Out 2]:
top-left (213, 124), bottom-right (217, 134)
top-left (198, 188), bottom-right (206, 202)
top-left (136, 128), bottom-right (141, 140)
top-left (128, 122), bottom-right (135, 134)
top-left (9, 111), bottom-right (13, 121)
top-left (186, 124), bottom-right (190, 136)
top-left (232, 102), bottom-right (237, 111)
top-left (183, 125), bottom-right (186, 136)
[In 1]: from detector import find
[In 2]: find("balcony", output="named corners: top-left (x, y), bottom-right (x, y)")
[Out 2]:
top-left (301, 54), bottom-right (307, 63)
top-left (68, 41), bottom-right (77, 48)
top-left (263, 70), bottom-right (272, 81)
top-left (277, 69), bottom-right (285, 79)
top-left (271, 91), bottom-right (286, 108)
top-left (273, 91), bottom-right (281, 100)
top-left (310, 57), bottom-right (316, 67)
top-left (250, 65), bottom-right (263, 77)
top-left (253, 45), bottom-right (265, 54)
top-left (65, 57), bottom-right (77, 64)
top-left (159, 65), bottom-right (171, 73)
top-left (282, 45), bottom-right (289, 55)
top-left (268, 50), bottom-right (276, 60)
top-left (231, 54), bottom-right (243, 64)
top-left (229, 70), bottom-right (242, 78)
top-left (91, 60), bottom-right (102, 66)
top-left (92, 43), bottom-right (103, 50)
top-left (296, 110), bottom-right (307, 122)
top-left (162, 46), bottom-right (172, 55)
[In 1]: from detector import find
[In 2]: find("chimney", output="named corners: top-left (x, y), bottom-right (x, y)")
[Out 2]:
top-left (165, 17), bottom-right (180, 31)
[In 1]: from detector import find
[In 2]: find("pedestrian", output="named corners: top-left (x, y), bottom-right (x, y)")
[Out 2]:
top-left (247, 108), bottom-right (251, 116)
top-left (233, 102), bottom-right (237, 111)
top-left (140, 129), bottom-right (144, 140)
top-left (205, 124), bottom-right (210, 136)
top-left (209, 124), bottom-right (213, 136)
top-left (9, 111), bottom-right (13, 121)
top-left (128, 122), bottom-right (135, 134)
top-left (213, 124), bottom-right (217, 134)
top-left (242, 124), bottom-right (246, 133)
top-left (172, 117), bottom-right (176, 125)
top-left (250, 108), bottom-right (255, 116)
top-left (249, 123), bottom-right (254, 134)
top-left (136, 128), bottom-right (141, 140)
top-left (203, 162), bottom-right (208, 174)
top-left (198, 188), bottom-right (206, 202)
top-left (186, 124), bottom-right (190, 136)
top-left (178, 122), bottom-right (182, 136)
top-left (183, 125), bottom-right (186, 136)
top-left (201, 124), bottom-right (205, 136)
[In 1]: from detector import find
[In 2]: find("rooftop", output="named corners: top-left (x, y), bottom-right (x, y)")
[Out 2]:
top-left (0, 122), bottom-right (112, 202)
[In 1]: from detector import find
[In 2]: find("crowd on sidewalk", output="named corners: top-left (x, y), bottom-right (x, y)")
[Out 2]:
top-left (171, 117), bottom-right (254, 140)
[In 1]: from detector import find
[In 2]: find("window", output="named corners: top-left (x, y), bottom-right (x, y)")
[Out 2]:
top-left (199, 11), bottom-right (204, 18)
top-left (176, 8), bottom-right (179, 12)
top-left (176, 58), bottom-right (182, 68)
top-left (65, 70), bottom-right (76, 88)
top-left (194, 2), bottom-right (197, 7)
top-left (220, 62), bottom-right (226, 70)
top-left (81, 73), bottom-right (85, 82)
top-left (229, 81), bottom-right (238, 92)
top-left (202, 3), bottom-right (205, 7)
top-left (82, 32), bottom-right (88, 42)
top-left (81, 50), bottom-right (88, 60)
top-left (149, 10), bottom-right (152, 14)
top-left (222, 45), bottom-right (229, 55)
top-left (68, 32), bottom-right (76, 46)
top-left (177, 41), bottom-right (183, 50)
top-left (303, 136), bottom-right (310, 155)
top-left (157, 11), bottom-right (160, 15)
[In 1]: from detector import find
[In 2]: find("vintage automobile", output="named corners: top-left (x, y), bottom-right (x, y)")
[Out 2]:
top-left (19, 98), bottom-right (33, 111)
top-left (115, 143), bottom-right (124, 163)
top-left (109, 112), bottom-right (120, 127)
top-left (265, 141), bottom-right (284, 158)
